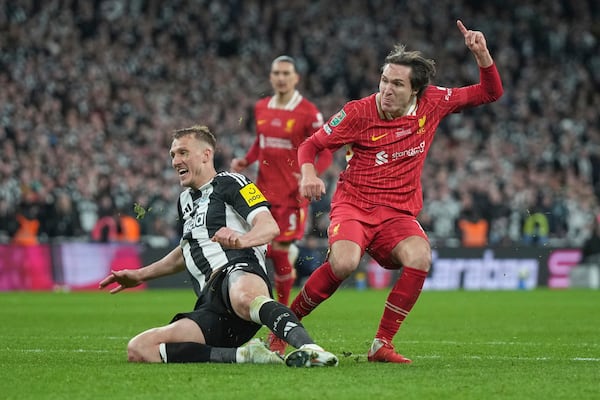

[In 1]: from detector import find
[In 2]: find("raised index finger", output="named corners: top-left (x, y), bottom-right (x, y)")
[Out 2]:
top-left (457, 20), bottom-right (468, 36)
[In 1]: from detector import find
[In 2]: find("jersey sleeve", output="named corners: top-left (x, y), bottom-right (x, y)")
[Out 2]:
top-left (313, 103), bottom-right (361, 148)
top-left (220, 173), bottom-right (271, 224)
top-left (439, 63), bottom-right (503, 113)
top-left (314, 148), bottom-right (333, 174)
top-left (307, 107), bottom-right (324, 133)
top-left (244, 136), bottom-right (259, 165)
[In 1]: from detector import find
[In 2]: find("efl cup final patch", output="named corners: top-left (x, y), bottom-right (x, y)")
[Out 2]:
top-left (329, 110), bottom-right (346, 127)
top-left (240, 183), bottom-right (265, 207)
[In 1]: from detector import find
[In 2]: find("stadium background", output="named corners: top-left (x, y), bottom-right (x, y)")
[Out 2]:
top-left (0, 0), bottom-right (598, 290)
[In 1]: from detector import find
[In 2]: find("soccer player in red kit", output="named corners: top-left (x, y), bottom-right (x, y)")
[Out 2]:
top-left (231, 56), bottom-right (332, 310)
top-left (288, 20), bottom-right (504, 363)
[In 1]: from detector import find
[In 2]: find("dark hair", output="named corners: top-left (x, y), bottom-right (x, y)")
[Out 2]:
top-left (172, 125), bottom-right (217, 149)
top-left (383, 44), bottom-right (436, 98)
top-left (272, 55), bottom-right (297, 71)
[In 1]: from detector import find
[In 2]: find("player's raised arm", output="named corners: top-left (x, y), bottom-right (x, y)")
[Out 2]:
top-left (457, 19), bottom-right (493, 68)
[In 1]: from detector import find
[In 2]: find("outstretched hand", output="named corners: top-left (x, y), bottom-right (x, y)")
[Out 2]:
top-left (457, 20), bottom-right (492, 67)
top-left (99, 269), bottom-right (142, 294)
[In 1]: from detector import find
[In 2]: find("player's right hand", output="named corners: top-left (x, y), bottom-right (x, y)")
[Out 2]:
top-left (300, 175), bottom-right (326, 201)
top-left (230, 158), bottom-right (248, 172)
top-left (99, 270), bottom-right (142, 294)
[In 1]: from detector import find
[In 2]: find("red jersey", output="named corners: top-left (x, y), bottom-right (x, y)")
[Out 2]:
top-left (299, 65), bottom-right (503, 217)
top-left (247, 90), bottom-right (328, 207)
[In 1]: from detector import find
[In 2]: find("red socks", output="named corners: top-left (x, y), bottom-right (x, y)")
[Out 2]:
top-left (375, 266), bottom-right (428, 342)
top-left (290, 261), bottom-right (343, 319)
top-left (269, 248), bottom-right (295, 306)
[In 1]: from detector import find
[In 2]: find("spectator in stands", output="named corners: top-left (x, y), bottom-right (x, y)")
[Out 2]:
top-left (581, 215), bottom-right (600, 263)
top-left (0, 197), bottom-right (18, 243)
top-left (43, 191), bottom-right (83, 240)
top-left (116, 206), bottom-right (141, 243)
top-left (90, 194), bottom-right (120, 243)
top-left (12, 192), bottom-right (43, 246)
top-left (457, 198), bottom-right (489, 248)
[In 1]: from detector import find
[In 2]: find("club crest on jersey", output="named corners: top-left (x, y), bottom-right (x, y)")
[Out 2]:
top-left (285, 119), bottom-right (296, 133)
top-left (330, 223), bottom-right (341, 237)
top-left (417, 115), bottom-right (427, 134)
top-left (197, 189), bottom-right (210, 203)
top-left (329, 110), bottom-right (346, 127)
top-left (240, 183), bottom-right (265, 207)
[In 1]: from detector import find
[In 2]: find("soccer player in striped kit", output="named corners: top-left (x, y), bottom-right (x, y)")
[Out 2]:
top-left (100, 125), bottom-right (337, 367)
top-left (287, 20), bottom-right (504, 363)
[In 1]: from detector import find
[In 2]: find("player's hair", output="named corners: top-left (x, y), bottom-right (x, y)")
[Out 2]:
top-left (172, 125), bottom-right (217, 150)
top-left (272, 55), bottom-right (297, 71)
top-left (382, 44), bottom-right (436, 98)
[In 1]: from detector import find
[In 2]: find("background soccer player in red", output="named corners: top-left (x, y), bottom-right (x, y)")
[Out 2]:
top-left (231, 56), bottom-right (332, 311)
top-left (288, 20), bottom-right (504, 363)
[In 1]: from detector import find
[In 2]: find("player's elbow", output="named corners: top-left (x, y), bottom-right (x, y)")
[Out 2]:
top-left (254, 211), bottom-right (280, 242)
top-left (490, 85), bottom-right (504, 102)
top-left (268, 220), bottom-right (280, 241)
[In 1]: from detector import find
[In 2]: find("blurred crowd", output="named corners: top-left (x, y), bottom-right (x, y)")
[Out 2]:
top-left (1, 0), bottom-right (599, 249)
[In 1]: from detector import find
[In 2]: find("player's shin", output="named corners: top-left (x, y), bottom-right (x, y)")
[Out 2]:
top-left (289, 261), bottom-right (343, 319)
top-left (374, 266), bottom-right (428, 341)
top-left (249, 295), bottom-right (314, 349)
top-left (271, 248), bottom-right (295, 305)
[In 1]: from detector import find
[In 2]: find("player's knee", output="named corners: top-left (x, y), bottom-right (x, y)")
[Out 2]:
top-left (230, 286), bottom-right (268, 321)
top-left (329, 255), bottom-right (360, 279)
top-left (127, 330), bottom-right (161, 363)
top-left (410, 252), bottom-right (432, 271)
top-left (393, 237), bottom-right (432, 271)
top-left (329, 241), bottom-right (362, 278)
top-left (403, 247), bottom-right (431, 271)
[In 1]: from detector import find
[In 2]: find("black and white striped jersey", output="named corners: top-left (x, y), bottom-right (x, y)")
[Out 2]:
top-left (177, 171), bottom-right (271, 296)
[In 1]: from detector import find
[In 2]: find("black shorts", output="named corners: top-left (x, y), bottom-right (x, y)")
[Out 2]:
top-left (170, 261), bottom-right (273, 348)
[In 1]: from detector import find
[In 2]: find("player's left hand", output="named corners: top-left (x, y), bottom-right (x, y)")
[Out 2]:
top-left (457, 20), bottom-right (487, 54)
top-left (230, 157), bottom-right (248, 173)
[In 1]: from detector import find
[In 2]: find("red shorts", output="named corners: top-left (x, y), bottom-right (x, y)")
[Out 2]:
top-left (270, 204), bottom-right (308, 242)
top-left (327, 201), bottom-right (428, 269)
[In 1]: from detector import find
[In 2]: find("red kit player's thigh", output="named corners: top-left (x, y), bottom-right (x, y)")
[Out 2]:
top-left (327, 213), bottom-right (372, 250)
top-left (368, 213), bottom-right (429, 269)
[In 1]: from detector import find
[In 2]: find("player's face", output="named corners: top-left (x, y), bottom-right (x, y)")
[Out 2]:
top-left (170, 135), bottom-right (211, 189)
top-left (379, 64), bottom-right (416, 117)
top-left (270, 61), bottom-right (299, 95)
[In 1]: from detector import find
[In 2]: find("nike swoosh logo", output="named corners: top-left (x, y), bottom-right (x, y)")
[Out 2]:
top-left (371, 133), bottom-right (388, 141)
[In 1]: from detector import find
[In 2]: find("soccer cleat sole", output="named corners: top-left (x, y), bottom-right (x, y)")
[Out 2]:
top-left (285, 349), bottom-right (338, 367)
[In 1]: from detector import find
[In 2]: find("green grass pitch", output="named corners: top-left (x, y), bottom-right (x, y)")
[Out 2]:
top-left (1, 288), bottom-right (598, 399)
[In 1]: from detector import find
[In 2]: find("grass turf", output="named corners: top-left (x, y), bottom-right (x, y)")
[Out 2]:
top-left (1, 288), bottom-right (598, 399)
